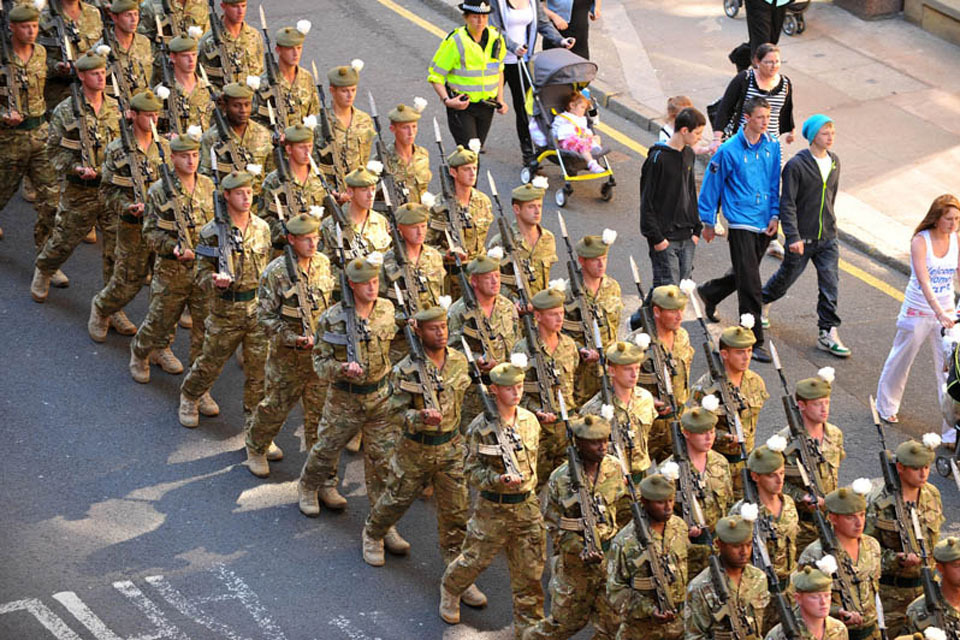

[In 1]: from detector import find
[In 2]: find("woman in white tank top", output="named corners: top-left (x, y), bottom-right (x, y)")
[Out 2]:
top-left (876, 195), bottom-right (960, 441)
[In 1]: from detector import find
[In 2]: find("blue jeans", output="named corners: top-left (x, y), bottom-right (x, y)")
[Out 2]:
top-left (648, 238), bottom-right (697, 289)
top-left (762, 236), bottom-right (841, 330)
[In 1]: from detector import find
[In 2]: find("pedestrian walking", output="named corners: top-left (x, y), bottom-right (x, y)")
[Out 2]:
top-left (728, 0), bottom-right (790, 71)
top-left (542, 0), bottom-right (600, 60)
top-left (876, 194), bottom-right (960, 440)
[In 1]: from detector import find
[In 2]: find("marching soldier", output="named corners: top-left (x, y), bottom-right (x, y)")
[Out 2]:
top-left (244, 210), bottom-right (333, 476)
top-left (0, 4), bottom-right (58, 254)
top-left (606, 472), bottom-right (689, 640)
top-left (765, 565), bottom-right (849, 640)
top-left (297, 254), bottom-right (399, 517)
top-left (318, 166), bottom-right (392, 272)
top-left (659, 398), bottom-right (733, 577)
top-left (199, 79), bottom-right (273, 196)
top-left (159, 33), bottom-right (215, 134)
top-left (488, 180), bottom-right (557, 299)
top-left (39, 0), bottom-right (102, 111)
top-left (512, 284), bottom-right (584, 490)
top-left (635, 284), bottom-right (695, 463)
top-left (691, 318), bottom-right (770, 500)
top-left (427, 142), bottom-right (493, 298)
top-left (579, 340), bottom-right (657, 490)
top-left (88, 90), bottom-right (171, 343)
top-left (382, 100), bottom-right (432, 204)
top-left (439, 359), bottom-right (544, 638)
top-left (32, 49), bottom-right (120, 303)
top-left (730, 436), bottom-right (800, 633)
top-left (778, 368), bottom-right (846, 551)
top-left (177, 169), bottom-right (272, 429)
top-left (198, 0), bottom-right (264, 88)
top-left (684, 514), bottom-right (771, 639)
top-left (252, 22), bottom-right (319, 130)
top-left (97, 0), bottom-right (153, 95)
top-left (447, 251), bottom-right (520, 430)
top-left (313, 60), bottom-right (375, 190)
top-left (139, 0), bottom-right (210, 48)
top-left (905, 537), bottom-right (960, 633)
top-left (799, 482), bottom-right (883, 640)
top-left (562, 232), bottom-right (623, 407)
top-left (256, 123), bottom-right (327, 250)
top-left (866, 436), bottom-right (945, 636)
top-left (524, 415), bottom-right (624, 639)
top-left (129, 128), bottom-right (215, 382)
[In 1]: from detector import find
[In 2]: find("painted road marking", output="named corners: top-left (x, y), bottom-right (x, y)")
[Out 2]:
top-left (375, 0), bottom-right (905, 303)
top-left (0, 599), bottom-right (83, 640)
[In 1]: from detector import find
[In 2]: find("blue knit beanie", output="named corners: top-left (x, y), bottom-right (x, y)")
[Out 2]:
top-left (802, 114), bottom-right (833, 143)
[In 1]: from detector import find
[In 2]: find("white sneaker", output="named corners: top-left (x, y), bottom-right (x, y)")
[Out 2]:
top-left (817, 327), bottom-right (851, 358)
top-left (761, 303), bottom-right (771, 329)
top-left (767, 240), bottom-right (785, 259)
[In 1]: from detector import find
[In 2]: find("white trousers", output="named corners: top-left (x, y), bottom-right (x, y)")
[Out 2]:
top-left (875, 313), bottom-right (953, 439)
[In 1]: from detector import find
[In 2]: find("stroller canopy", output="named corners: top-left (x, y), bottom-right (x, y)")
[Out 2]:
top-left (531, 49), bottom-right (598, 87)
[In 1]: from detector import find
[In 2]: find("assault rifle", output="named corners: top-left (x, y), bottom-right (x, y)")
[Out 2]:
top-left (205, 0), bottom-right (237, 84)
top-left (194, 149), bottom-right (238, 283)
top-left (394, 283), bottom-right (442, 412)
top-left (382, 183), bottom-right (426, 314)
top-left (756, 539), bottom-right (801, 640)
top-left (333, 223), bottom-right (366, 364)
top-left (313, 60), bottom-right (346, 193)
top-left (199, 64), bottom-right (249, 173)
top-left (628, 256), bottom-right (678, 416)
top-left (431, 117), bottom-right (471, 252)
top-left (448, 230), bottom-right (498, 361)
top-left (368, 92), bottom-right (407, 208)
top-left (814, 510), bottom-right (863, 616)
top-left (258, 6), bottom-right (290, 133)
top-left (69, 81), bottom-right (97, 170)
top-left (708, 554), bottom-right (754, 640)
top-left (741, 468), bottom-right (780, 568)
top-left (0, 3), bottom-right (22, 116)
top-left (557, 393), bottom-right (604, 563)
top-left (155, 15), bottom-right (185, 135)
top-left (921, 553), bottom-right (960, 636)
top-left (487, 170), bottom-right (536, 300)
top-left (149, 120), bottom-right (193, 253)
top-left (671, 420), bottom-right (709, 535)
top-left (117, 110), bottom-right (149, 205)
top-left (40, 0), bottom-right (78, 75)
top-left (557, 211), bottom-right (605, 364)
top-left (275, 193), bottom-right (319, 342)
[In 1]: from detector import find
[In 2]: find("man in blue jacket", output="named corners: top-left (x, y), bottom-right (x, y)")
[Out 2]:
top-left (761, 114), bottom-right (850, 358)
top-left (696, 96), bottom-right (780, 363)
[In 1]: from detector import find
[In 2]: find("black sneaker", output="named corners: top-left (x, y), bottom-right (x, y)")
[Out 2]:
top-left (696, 285), bottom-right (719, 323)
top-left (751, 345), bottom-right (772, 363)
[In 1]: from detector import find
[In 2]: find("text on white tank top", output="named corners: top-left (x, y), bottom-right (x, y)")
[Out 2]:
top-left (903, 229), bottom-right (958, 314)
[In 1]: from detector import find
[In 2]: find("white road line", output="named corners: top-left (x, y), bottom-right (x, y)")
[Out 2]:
top-left (211, 565), bottom-right (287, 640)
top-left (112, 580), bottom-right (189, 640)
top-left (0, 598), bottom-right (83, 640)
top-left (327, 615), bottom-right (382, 640)
top-left (53, 592), bottom-right (123, 640)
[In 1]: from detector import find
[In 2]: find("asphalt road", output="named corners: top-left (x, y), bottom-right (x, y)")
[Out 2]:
top-left (1, 0), bottom-right (958, 638)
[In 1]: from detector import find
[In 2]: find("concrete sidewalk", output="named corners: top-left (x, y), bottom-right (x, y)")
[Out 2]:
top-left (425, 0), bottom-right (960, 273)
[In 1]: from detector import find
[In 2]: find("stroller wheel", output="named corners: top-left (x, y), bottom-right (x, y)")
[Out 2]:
top-left (783, 13), bottom-right (798, 36)
top-left (555, 187), bottom-right (568, 208)
top-left (723, 0), bottom-right (740, 18)
top-left (520, 166), bottom-right (533, 184)
top-left (937, 455), bottom-right (952, 478)
top-left (600, 181), bottom-right (614, 202)
top-left (796, 14), bottom-right (806, 33)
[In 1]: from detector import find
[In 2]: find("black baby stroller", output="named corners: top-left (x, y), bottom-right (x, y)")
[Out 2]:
top-left (518, 48), bottom-right (616, 208)
top-left (723, 0), bottom-right (810, 36)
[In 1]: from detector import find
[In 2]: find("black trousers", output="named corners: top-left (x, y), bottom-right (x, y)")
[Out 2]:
top-left (698, 227), bottom-right (772, 345)
top-left (503, 62), bottom-right (535, 164)
top-left (745, 0), bottom-right (787, 53)
top-left (446, 101), bottom-right (496, 148)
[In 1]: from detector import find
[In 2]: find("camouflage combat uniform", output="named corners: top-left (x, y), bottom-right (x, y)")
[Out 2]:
top-left (252, 66), bottom-right (320, 131)
top-left (139, 0), bottom-right (210, 47)
top-left (865, 482), bottom-right (944, 636)
top-left (318, 209), bottom-right (392, 278)
top-left (380, 241), bottom-right (445, 361)
top-left (96, 32), bottom-right (154, 95)
top-left (180, 213), bottom-right (272, 424)
top-left (905, 592), bottom-right (960, 634)
top-left (246, 251), bottom-right (334, 454)
top-left (525, 454), bottom-right (625, 639)
top-left (441, 406), bottom-right (545, 640)
top-left (607, 512), bottom-right (689, 640)
top-left (489, 222), bottom-right (557, 299)
top-left (36, 92), bottom-right (121, 283)
top-left (132, 172), bottom-right (215, 363)
top-left (799, 535), bottom-right (883, 640)
top-left (764, 615), bottom-right (849, 640)
top-left (92, 134), bottom-right (170, 318)
top-left (684, 562), bottom-right (770, 640)
top-left (199, 119), bottom-right (274, 197)
top-left (312, 106), bottom-right (375, 183)
top-left (0, 41), bottom-right (58, 249)
top-left (198, 22), bottom-right (264, 88)
top-left (299, 297), bottom-right (399, 505)
top-left (365, 347), bottom-right (472, 562)
top-left (162, 74), bottom-right (214, 135)
top-left (256, 167), bottom-right (327, 249)
top-left (426, 186), bottom-right (493, 297)
top-left (383, 142), bottom-right (431, 204)
top-left (39, 2), bottom-right (102, 109)
top-left (563, 276), bottom-right (623, 406)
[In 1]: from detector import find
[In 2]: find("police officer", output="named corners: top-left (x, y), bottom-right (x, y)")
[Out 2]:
top-left (198, 0), bottom-right (264, 88)
top-left (488, 180), bottom-right (558, 300)
top-left (313, 60), bottom-right (375, 190)
top-left (764, 566), bottom-right (848, 640)
top-left (905, 537), bottom-right (960, 633)
top-left (381, 101), bottom-right (432, 204)
top-left (252, 23), bottom-right (319, 131)
top-left (427, 0), bottom-right (507, 148)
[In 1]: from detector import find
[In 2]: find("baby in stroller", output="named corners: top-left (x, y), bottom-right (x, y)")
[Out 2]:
top-left (550, 91), bottom-right (605, 173)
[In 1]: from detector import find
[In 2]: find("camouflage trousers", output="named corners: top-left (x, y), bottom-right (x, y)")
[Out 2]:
top-left (443, 497), bottom-right (546, 639)
top-left (180, 298), bottom-right (267, 421)
top-left (365, 433), bottom-right (469, 564)
top-left (617, 603), bottom-right (684, 640)
top-left (459, 387), bottom-right (483, 434)
top-left (0, 126), bottom-right (58, 250)
top-left (537, 421), bottom-right (569, 492)
top-left (299, 383), bottom-right (398, 506)
top-left (131, 257), bottom-right (209, 365)
top-left (36, 181), bottom-right (116, 284)
top-left (94, 217), bottom-right (152, 317)
top-left (647, 416), bottom-right (672, 466)
top-left (879, 581), bottom-right (922, 637)
top-left (246, 341), bottom-right (327, 455)
top-left (524, 549), bottom-right (617, 640)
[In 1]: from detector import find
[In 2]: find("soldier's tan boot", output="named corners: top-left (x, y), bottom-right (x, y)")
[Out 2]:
top-left (150, 347), bottom-right (184, 374)
top-left (129, 349), bottom-right (150, 384)
top-left (110, 311), bottom-right (137, 336)
top-left (178, 393), bottom-right (199, 428)
top-left (461, 584), bottom-right (488, 608)
top-left (298, 482), bottom-right (320, 517)
top-left (82, 226), bottom-right (97, 244)
top-left (50, 269), bottom-right (69, 288)
top-left (345, 431), bottom-right (362, 453)
top-left (439, 585), bottom-right (460, 624)
top-left (197, 391), bottom-right (220, 417)
top-left (266, 442), bottom-right (283, 461)
top-left (178, 308), bottom-right (193, 329)
top-left (30, 267), bottom-right (50, 303)
top-left (20, 174), bottom-right (36, 202)
top-left (361, 527), bottom-right (385, 567)
top-left (383, 527), bottom-right (410, 556)
top-left (88, 299), bottom-right (109, 343)
top-left (235, 345), bottom-right (244, 369)
top-left (318, 486), bottom-right (347, 510)
top-left (245, 448), bottom-right (270, 478)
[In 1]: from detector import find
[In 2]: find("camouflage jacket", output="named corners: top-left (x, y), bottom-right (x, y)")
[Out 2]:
top-left (777, 422), bottom-right (846, 507)
top-left (562, 275), bottom-right (623, 350)
top-left (383, 142), bottom-right (432, 204)
top-left (39, 2), bottom-right (102, 86)
top-left (446, 292), bottom-right (519, 365)
top-left (196, 212), bottom-right (271, 295)
top-left (199, 119), bottom-right (274, 194)
top-left (512, 330), bottom-right (579, 417)
top-left (545, 454), bottom-right (625, 556)
top-left (427, 186), bottom-right (493, 259)
top-left (253, 66), bottom-right (320, 131)
top-left (489, 221), bottom-right (558, 299)
top-left (48, 91), bottom-right (121, 173)
top-left (660, 450), bottom-right (732, 531)
top-left (380, 243), bottom-right (445, 312)
top-left (139, 0), bottom-right (210, 47)
top-left (313, 297), bottom-right (397, 384)
top-left (0, 43), bottom-right (46, 120)
top-left (256, 167), bottom-right (328, 247)
top-left (463, 405), bottom-right (541, 494)
top-left (198, 21), bottom-right (264, 87)
top-left (142, 172), bottom-right (215, 258)
top-left (319, 208), bottom-right (392, 268)
top-left (607, 514), bottom-right (689, 620)
top-left (764, 614), bottom-right (848, 640)
top-left (257, 252), bottom-right (334, 349)
top-left (798, 535), bottom-right (882, 628)
top-left (163, 73), bottom-right (214, 135)
top-left (633, 325), bottom-right (696, 409)
top-left (580, 386), bottom-right (657, 476)
top-left (730, 496), bottom-right (800, 579)
top-left (100, 134), bottom-right (170, 214)
top-left (313, 106), bottom-right (375, 181)
top-left (865, 482), bottom-right (944, 579)
top-left (905, 592), bottom-right (960, 634)
top-left (685, 563), bottom-right (770, 640)
top-left (692, 368), bottom-right (769, 459)
top-left (387, 347), bottom-right (471, 434)
top-left (96, 32), bottom-right (154, 95)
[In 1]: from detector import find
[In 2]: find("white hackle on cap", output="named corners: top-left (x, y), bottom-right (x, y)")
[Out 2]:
top-left (660, 461), bottom-right (680, 482)
top-left (817, 367), bottom-right (835, 384)
top-left (852, 477), bottom-right (872, 496)
top-left (366, 251), bottom-right (383, 267)
top-left (548, 278), bottom-right (568, 293)
top-left (309, 205), bottom-right (324, 217)
top-left (923, 432), bottom-right (942, 450)
top-left (602, 229), bottom-right (617, 245)
top-left (467, 138), bottom-right (482, 153)
top-left (486, 246), bottom-right (504, 261)
top-left (531, 175), bottom-right (549, 190)
top-left (350, 58), bottom-right (364, 72)
top-left (420, 191), bottom-right (436, 208)
top-left (154, 84), bottom-right (170, 100)
top-left (634, 332), bottom-right (651, 350)
top-left (510, 352), bottom-right (529, 369)
top-left (679, 279), bottom-right (696, 295)
top-left (740, 313), bottom-right (755, 330)
top-left (245, 163), bottom-right (262, 176)
top-left (188, 26), bottom-right (203, 39)
top-left (438, 295), bottom-right (452, 310)
top-left (245, 75), bottom-right (261, 91)
top-left (296, 19), bottom-right (312, 34)
top-left (816, 554), bottom-right (838, 576)
top-left (366, 160), bottom-right (383, 175)
top-left (925, 628), bottom-right (947, 640)
top-left (302, 114), bottom-right (318, 129)
top-left (740, 503), bottom-right (759, 523)
top-left (766, 434), bottom-right (787, 453)
top-left (701, 394), bottom-right (720, 412)
top-left (413, 96), bottom-right (428, 113)
top-left (601, 404), bottom-right (614, 421)
top-left (186, 125), bottom-right (202, 141)
top-left (96, 45), bottom-right (111, 57)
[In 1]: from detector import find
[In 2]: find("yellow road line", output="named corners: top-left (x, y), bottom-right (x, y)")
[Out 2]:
top-left (374, 0), bottom-right (903, 303)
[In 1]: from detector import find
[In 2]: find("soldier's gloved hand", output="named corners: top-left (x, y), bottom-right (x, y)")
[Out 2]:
top-left (295, 335), bottom-right (315, 350)
top-left (500, 473), bottom-right (523, 487)
top-left (2, 110), bottom-right (23, 127)
top-left (477, 356), bottom-right (497, 373)
top-left (652, 608), bottom-right (676, 621)
top-left (839, 610), bottom-right (863, 627)
top-left (688, 525), bottom-right (703, 539)
top-left (579, 348), bottom-right (599, 363)
top-left (127, 202), bottom-right (145, 216)
top-left (897, 552), bottom-right (921, 568)
top-left (535, 410), bottom-right (557, 424)
top-left (173, 245), bottom-right (195, 262)
top-left (421, 408), bottom-right (442, 426)
top-left (342, 361), bottom-right (364, 378)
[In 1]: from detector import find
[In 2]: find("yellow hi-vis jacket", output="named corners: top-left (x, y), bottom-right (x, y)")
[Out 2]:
top-left (427, 25), bottom-right (506, 103)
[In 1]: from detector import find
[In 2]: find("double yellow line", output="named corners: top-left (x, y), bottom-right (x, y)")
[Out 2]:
top-left (374, 0), bottom-right (903, 303)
